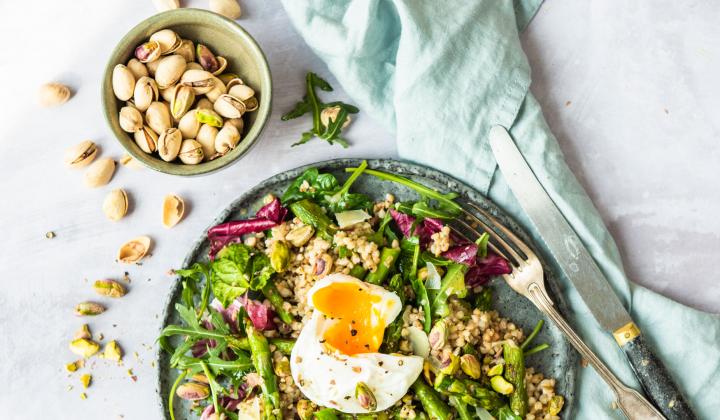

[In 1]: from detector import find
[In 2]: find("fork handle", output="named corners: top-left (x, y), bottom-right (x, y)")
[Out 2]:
top-left (527, 283), bottom-right (666, 420)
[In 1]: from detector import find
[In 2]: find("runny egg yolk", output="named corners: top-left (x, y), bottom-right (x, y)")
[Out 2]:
top-left (311, 282), bottom-right (388, 355)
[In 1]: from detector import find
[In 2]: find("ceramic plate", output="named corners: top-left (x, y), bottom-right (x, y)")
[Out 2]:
top-left (156, 158), bottom-right (577, 419)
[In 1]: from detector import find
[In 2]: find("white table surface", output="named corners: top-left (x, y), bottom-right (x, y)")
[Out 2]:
top-left (1, 0), bottom-right (718, 418)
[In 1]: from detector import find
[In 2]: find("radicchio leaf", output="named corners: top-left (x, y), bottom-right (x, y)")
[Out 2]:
top-left (255, 197), bottom-right (289, 224)
top-left (390, 210), bottom-right (445, 246)
top-left (207, 219), bottom-right (278, 259)
top-left (191, 339), bottom-right (216, 358)
top-left (442, 243), bottom-right (478, 266)
top-left (240, 294), bottom-right (276, 331)
top-left (210, 298), bottom-right (243, 333)
top-left (465, 252), bottom-right (512, 288)
top-left (200, 395), bottom-right (245, 420)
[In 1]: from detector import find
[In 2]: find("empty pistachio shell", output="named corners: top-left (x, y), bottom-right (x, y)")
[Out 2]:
top-left (133, 76), bottom-right (159, 112)
top-left (209, 0), bottom-right (242, 19)
top-left (112, 64), bottom-right (136, 101)
top-left (117, 236), bottom-right (151, 264)
top-left (120, 154), bottom-right (144, 170)
top-left (150, 29), bottom-right (181, 55)
top-left (155, 55), bottom-right (187, 88)
top-left (39, 82), bottom-right (71, 107)
top-left (196, 44), bottom-right (220, 73)
top-left (93, 279), bottom-right (126, 298)
top-left (119, 106), bottom-right (143, 132)
top-left (196, 108), bottom-right (223, 127)
top-left (225, 77), bottom-right (245, 90)
top-left (171, 85), bottom-right (195, 119)
top-left (225, 117), bottom-right (244, 133)
top-left (158, 128), bottom-right (182, 161)
top-left (135, 40), bottom-right (161, 63)
top-left (64, 140), bottom-right (97, 168)
top-left (320, 105), bottom-right (351, 129)
top-left (243, 97), bottom-right (259, 112)
top-left (126, 58), bottom-right (149, 79)
top-left (215, 122), bottom-right (240, 155)
top-left (84, 158), bottom-right (115, 188)
top-left (178, 139), bottom-right (204, 164)
top-left (162, 194), bottom-right (185, 228)
top-left (228, 84), bottom-right (254, 101)
top-left (205, 76), bottom-right (227, 102)
top-left (196, 124), bottom-right (218, 159)
top-left (195, 98), bottom-right (214, 110)
top-left (174, 39), bottom-right (195, 63)
top-left (217, 73), bottom-right (239, 85)
top-left (159, 84), bottom-right (177, 103)
top-left (152, 0), bottom-right (179, 12)
top-left (134, 126), bottom-right (159, 154)
top-left (213, 94), bottom-right (245, 118)
top-left (213, 57), bottom-right (228, 76)
top-left (178, 109), bottom-right (201, 139)
top-left (146, 101), bottom-right (172, 134)
top-left (102, 189), bottom-right (129, 221)
top-left (180, 69), bottom-right (215, 94)
top-left (74, 302), bottom-right (106, 317)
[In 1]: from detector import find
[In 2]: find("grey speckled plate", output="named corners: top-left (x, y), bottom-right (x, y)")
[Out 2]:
top-left (157, 158), bottom-right (578, 419)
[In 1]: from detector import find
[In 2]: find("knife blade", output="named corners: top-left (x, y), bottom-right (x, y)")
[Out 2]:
top-left (489, 125), bottom-right (696, 420)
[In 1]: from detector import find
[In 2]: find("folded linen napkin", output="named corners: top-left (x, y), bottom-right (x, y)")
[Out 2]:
top-left (280, 1), bottom-right (720, 418)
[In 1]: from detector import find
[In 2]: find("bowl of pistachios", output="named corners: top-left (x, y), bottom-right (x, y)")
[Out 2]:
top-left (102, 8), bottom-right (271, 176)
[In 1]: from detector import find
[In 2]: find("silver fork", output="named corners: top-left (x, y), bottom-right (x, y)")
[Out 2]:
top-left (449, 201), bottom-right (666, 420)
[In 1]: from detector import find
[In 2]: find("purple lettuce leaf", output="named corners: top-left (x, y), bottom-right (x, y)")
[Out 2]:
top-left (210, 298), bottom-right (243, 333)
top-left (200, 395), bottom-right (245, 420)
top-left (191, 339), bottom-right (216, 358)
top-left (207, 218), bottom-right (278, 259)
top-left (240, 294), bottom-right (276, 331)
top-left (255, 197), bottom-right (289, 224)
top-left (442, 243), bottom-right (478, 266)
top-left (465, 252), bottom-right (512, 288)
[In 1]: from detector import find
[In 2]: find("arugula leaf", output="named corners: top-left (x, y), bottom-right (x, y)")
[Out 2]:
top-left (281, 168), bottom-right (339, 204)
top-left (411, 201), bottom-right (459, 220)
top-left (175, 262), bottom-right (212, 317)
top-left (431, 263), bottom-right (468, 318)
top-left (400, 236), bottom-right (432, 332)
top-left (476, 232), bottom-right (490, 258)
top-left (421, 251), bottom-right (453, 266)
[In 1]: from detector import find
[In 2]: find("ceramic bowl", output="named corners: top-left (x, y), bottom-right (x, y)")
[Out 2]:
top-left (102, 8), bottom-right (272, 176)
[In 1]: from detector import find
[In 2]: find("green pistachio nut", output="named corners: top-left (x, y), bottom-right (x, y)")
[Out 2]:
top-left (548, 395), bottom-right (565, 415)
top-left (69, 338), bottom-right (100, 358)
top-left (487, 363), bottom-right (504, 377)
top-left (490, 375), bottom-right (514, 395)
top-left (104, 340), bottom-right (123, 362)
top-left (176, 382), bottom-right (210, 401)
top-left (273, 356), bottom-right (291, 376)
top-left (355, 381), bottom-right (377, 411)
top-left (439, 353), bottom-right (459, 375)
top-left (270, 241), bottom-right (291, 272)
top-left (428, 320), bottom-right (448, 351)
top-left (74, 302), bottom-right (105, 316)
top-left (285, 225), bottom-right (314, 247)
top-left (460, 354), bottom-right (481, 379)
top-left (93, 279), bottom-right (126, 298)
top-left (296, 399), bottom-right (314, 420)
top-left (195, 108), bottom-right (223, 127)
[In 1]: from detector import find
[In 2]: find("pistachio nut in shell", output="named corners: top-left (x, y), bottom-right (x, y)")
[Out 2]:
top-left (225, 117), bottom-right (244, 133)
top-left (195, 108), bottom-right (223, 127)
top-left (212, 57), bottom-right (228, 76)
top-left (149, 29), bottom-right (181, 55)
top-left (174, 39), bottom-right (195, 63)
top-left (69, 338), bottom-right (101, 358)
top-left (145, 101), bottom-right (172, 134)
top-left (225, 77), bottom-right (245, 90)
top-left (213, 94), bottom-right (246, 119)
top-left (133, 76), bottom-right (159, 112)
top-left (119, 106), bottom-right (143, 132)
top-left (180, 69), bottom-right (215, 95)
top-left (228, 84), bottom-right (255, 101)
top-left (117, 235), bottom-right (151, 264)
top-left (162, 194), bottom-right (185, 228)
top-left (209, 0), bottom-right (242, 19)
top-left (217, 73), bottom-right (239, 85)
top-left (321, 105), bottom-right (351, 129)
top-left (196, 124), bottom-right (218, 159)
top-left (93, 279), bottom-right (126, 298)
top-left (64, 140), bottom-right (97, 168)
top-left (243, 96), bottom-right (259, 112)
top-left (120, 154), bottom-right (144, 170)
top-left (112, 64), bottom-right (135, 101)
top-left (84, 158), bottom-right (115, 188)
top-left (74, 302), bottom-right (105, 316)
top-left (126, 58), bottom-right (149, 79)
top-left (196, 44), bottom-right (220, 73)
top-left (195, 98), bottom-right (214, 110)
top-left (38, 82), bottom-right (71, 107)
top-left (205, 77), bottom-right (227, 103)
top-left (176, 382), bottom-right (210, 401)
top-left (159, 84), bottom-right (177, 103)
top-left (152, 0), bottom-right (179, 12)
top-left (157, 128), bottom-right (182, 161)
top-left (214, 122), bottom-right (240, 155)
top-left (134, 40), bottom-right (161, 63)
top-left (134, 126), bottom-right (159, 154)
top-left (178, 109), bottom-right (200, 139)
top-left (171, 85), bottom-right (195, 119)
top-left (185, 62), bottom-right (203, 72)
top-left (155, 54), bottom-right (187, 88)
top-left (102, 189), bottom-right (128, 221)
top-left (146, 58), bottom-right (161, 76)
top-left (178, 139), bottom-right (204, 164)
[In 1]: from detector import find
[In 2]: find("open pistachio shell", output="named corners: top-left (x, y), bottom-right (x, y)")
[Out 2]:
top-left (180, 69), bottom-right (215, 94)
top-left (205, 77), bottom-right (227, 102)
top-left (228, 84), bottom-right (254, 101)
top-left (174, 39), bottom-right (195, 63)
top-left (112, 64), bottom-right (136, 101)
top-left (126, 58), bottom-right (149, 79)
top-left (134, 126), bottom-right (159, 154)
top-left (171, 85), bottom-right (195, 119)
top-left (209, 0), bottom-right (242, 19)
top-left (243, 97), bottom-right (259, 112)
top-left (146, 101), bottom-right (172, 134)
top-left (217, 73), bottom-right (239, 85)
top-left (157, 128), bottom-right (182, 161)
top-left (214, 122), bottom-right (241, 155)
top-left (150, 29), bottom-right (181, 55)
top-left (178, 109), bottom-right (201, 139)
top-left (196, 44), bottom-right (220, 73)
top-left (39, 82), bottom-right (71, 107)
top-left (178, 139), bottom-right (204, 164)
top-left (196, 124), bottom-right (218, 160)
top-left (195, 108), bottom-right (223, 127)
top-left (213, 94), bottom-right (246, 119)
top-left (133, 76), bottom-right (159, 112)
top-left (84, 158), bottom-right (115, 188)
top-left (162, 194), bottom-right (185, 228)
top-left (212, 57), bottom-right (228, 76)
top-left (155, 55), bottom-right (187, 89)
top-left (135, 40), bottom-right (162, 63)
top-left (119, 106), bottom-right (143, 133)
top-left (117, 236), bottom-right (151, 264)
top-left (102, 189), bottom-right (128, 221)
top-left (225, 77), bottom-right (245, 90)
top-left (64, 140), bottom-right (97, 168)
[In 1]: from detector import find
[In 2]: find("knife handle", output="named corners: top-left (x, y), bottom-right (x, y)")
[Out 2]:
top-left (615, 323), bottom-right (697, 420)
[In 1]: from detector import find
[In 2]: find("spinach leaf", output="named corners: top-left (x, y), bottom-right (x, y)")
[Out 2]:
top-left (210, 243), bottom-right (277, 306)
top-left (474, 288), bottom-right (493, 311)
top-left (249, 253), bottom-right (274, 290)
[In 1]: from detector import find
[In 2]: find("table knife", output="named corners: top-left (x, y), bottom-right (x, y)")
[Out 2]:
top-left (489, 125), bottom-right (696, 420)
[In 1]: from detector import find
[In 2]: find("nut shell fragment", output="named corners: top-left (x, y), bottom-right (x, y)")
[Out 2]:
top-left (64, 140), bottom-right (97, 168)
top-left (39, 82), bottom-right (71, 107)
top-left (162, 194), bottom-right (185, 228)
top-left (84, 158), bottom-right (116, 188)
top-left (117, 236), bottom-right (152, 264)
top-left (102, 189), bottom-right (129, 221)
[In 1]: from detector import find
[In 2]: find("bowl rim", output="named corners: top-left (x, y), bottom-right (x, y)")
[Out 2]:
top-left (101, 8), bottom-right (272, 176)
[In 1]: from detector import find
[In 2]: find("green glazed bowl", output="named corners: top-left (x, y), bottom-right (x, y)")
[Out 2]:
top-left (102, 9), bottom-right (272, 176)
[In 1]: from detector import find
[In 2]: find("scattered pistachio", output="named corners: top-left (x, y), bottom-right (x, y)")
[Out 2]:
top-left (80, 392), bottom-right (87, 400)
top-left (74, 302), bottom-right (106, 316)
top-left (93, 279), bottom-right (126, 298)
top-left (80, 374), bottom-right (92, 389)
top-left (355, 381), bottom-right (377, 411)
top-left (439, 353), bottom-right (459, 375)
top-left (190, 373), bottom-right (209, 384)
top-left (117, 236), bottom-right (152, 264)
top-left (162, 194), bottom-right (185, 228)
top-left (83, 158), bottom-right (116, 188)
top-left (490, 375), bottom-right (514, 395)
top-left (273, 357), bottom-right (291, 376)
top-left (152, 0), bottom-right (179, 12)
top-left (102, 189), bottom-right (129, 221)
top-left (270, 241), bottom-right (291, 272)
top-left (120, 154), bottom-right (143, 170)
top-left (313, 254), bottom-right (333, 278)
top-left (45, 231), bottom-right (56, 239)
top-left (69, 338), bottom-right (100, 358)
top-left (321, 105), bottom-right (351, 129)
top-left (460, 354), bottom-right (481, 379)
top-left (176, 382), bottom-right (210, 401)
top-left (74, 324), bottom-right (92, 340)
top-left (65, 361), bottom-right (78, 372)
top-left (286, 226), bottom-right (314, 248)
top-left (39, 82), bottom-right (71, 107)
top-left (64, 140), bottom-right (98, 168)
top-left (209, 0), bottom-right (242, 19)
top-left (104, 340), bottom-right (123, 362)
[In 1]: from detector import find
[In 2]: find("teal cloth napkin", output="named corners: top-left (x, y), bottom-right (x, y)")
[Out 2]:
top-left (280, 1), bottom-right (720, 418)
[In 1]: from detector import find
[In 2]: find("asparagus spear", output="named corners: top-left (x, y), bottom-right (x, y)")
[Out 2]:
top-left (503, 341), bottom-right (528, 417)
top-left (230, 337), bottom-right (295, 355)
top-left (412, 379), bottom-right (453, 420)
top-left (244, 317), bottom-right (281, 419)
top-left (290, 199), bottom-right (335, 237)
top-left (434, 375), bottom-right (504, 410)
top-left (261, 283), bottom-right (294, 324)
top-left (349, 264), bottom-right (368, 279)
top-left (365, 247), bottom-right (401, 285)
top-left (381, 274), bottom-right (405, 352)
top-left (313, 408), bottom-right (339, 420)
top-left (448, 395), bottom-right (473, 420)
